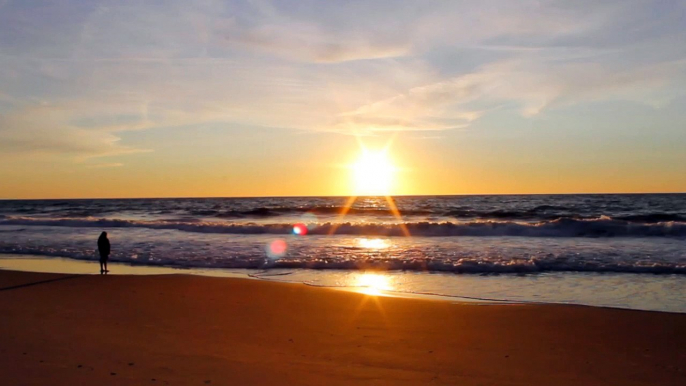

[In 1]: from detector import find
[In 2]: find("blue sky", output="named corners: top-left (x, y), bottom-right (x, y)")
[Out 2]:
top-left (0, 0), bottom-right (685, 197)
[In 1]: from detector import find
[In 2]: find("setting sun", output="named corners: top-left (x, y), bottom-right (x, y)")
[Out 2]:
top-left (352, 149), bottom-right (396, 196)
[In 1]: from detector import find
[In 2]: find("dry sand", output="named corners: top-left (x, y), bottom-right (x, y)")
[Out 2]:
top-left (0, 269), bottom-right (684, 385)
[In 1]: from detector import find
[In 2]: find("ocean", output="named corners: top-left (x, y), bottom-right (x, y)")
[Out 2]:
top-left (1, 194), bottom-right (684, 312)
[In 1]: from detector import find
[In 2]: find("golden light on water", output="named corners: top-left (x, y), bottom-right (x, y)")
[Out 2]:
top-left (357, 238), bottom-right (391, 249)
top-left (356, 273), bottom-right (393, 295)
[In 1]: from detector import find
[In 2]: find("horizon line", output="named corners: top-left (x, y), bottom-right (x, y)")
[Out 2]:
top-left (1, 191), bottom-right (685, 201)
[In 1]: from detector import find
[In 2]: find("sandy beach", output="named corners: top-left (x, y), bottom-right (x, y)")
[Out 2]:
top-left (0, 269), bottom-right (684, 385)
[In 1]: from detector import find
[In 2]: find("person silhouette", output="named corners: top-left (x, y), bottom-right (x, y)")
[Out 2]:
top-left (98, 231), bottom-right (110, 274)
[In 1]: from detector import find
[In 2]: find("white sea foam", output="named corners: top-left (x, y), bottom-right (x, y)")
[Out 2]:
top-left (2, 216), bottom-right (686, 237)
top-left (1, 230), bottom-right (684, 274)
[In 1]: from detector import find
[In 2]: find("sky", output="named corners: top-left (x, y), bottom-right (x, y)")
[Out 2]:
top-left (1, 0), bottom-right (685, 198)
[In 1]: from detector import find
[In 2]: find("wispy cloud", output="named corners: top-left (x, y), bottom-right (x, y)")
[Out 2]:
top-left (342, 52), bottom-right (686, 132)
top-left (0, 104), bottom-right (150, 160)
top-left (0, 0), bottom-right (685, 160)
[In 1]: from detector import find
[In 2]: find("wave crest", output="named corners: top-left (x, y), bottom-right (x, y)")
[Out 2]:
top-left (2, 216), bottom-right (686, 237)
top-left (1, 246), bottom-right (684, 274)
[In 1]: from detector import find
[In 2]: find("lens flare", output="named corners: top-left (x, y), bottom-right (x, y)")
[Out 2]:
top-left (292, 223), bottom-right (308, 235)
top-left (300, 212), bottom-right (318, 231)
top-left (265, 239), bottom-right (287, 259)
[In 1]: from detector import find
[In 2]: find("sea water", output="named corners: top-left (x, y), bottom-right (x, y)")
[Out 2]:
top-left (1, 194), bottom-right (684, 312)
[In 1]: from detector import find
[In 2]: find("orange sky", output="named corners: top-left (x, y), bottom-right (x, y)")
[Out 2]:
top-left (2, 132), bottom-right (684, 199)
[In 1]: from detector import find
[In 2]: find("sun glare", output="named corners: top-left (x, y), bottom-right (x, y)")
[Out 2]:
top-left (352, 149), bottom-right (396, 196)
top-left (356, 273), bottom-right (393, 295)
top-left (357, 238), bottom-right (391, 249)
top-left (327, 136), bottom-right (410, 238)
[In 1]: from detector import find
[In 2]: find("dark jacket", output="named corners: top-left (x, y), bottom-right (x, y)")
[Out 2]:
top-left (98, 233), bottom-right (110, 256)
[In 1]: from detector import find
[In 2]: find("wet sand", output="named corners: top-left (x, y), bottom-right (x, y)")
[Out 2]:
top-left (0, 269), bottom-right (684, 385)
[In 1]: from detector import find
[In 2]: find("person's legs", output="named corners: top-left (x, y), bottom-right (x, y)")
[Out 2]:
top-left (104, 258), bottom-right (108, 273)
top-left (99, 253), bottom-right (106, 274)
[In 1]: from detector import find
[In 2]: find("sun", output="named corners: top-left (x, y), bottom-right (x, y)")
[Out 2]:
top-left (329, 138), bottom-right (410, 237)
top-left (352, 148), bottom-right (396, 196)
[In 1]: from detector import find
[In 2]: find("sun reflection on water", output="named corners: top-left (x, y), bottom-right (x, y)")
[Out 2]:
top-left (357, 238), bottom-right (391, 249)
top-left (356, 273), bottom-right (393, 295)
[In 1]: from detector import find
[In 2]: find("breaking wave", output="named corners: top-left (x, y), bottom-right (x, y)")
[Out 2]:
top-left (1, 245), bottom-right (684, 274)
top-left (1, 216), bottom-right (686, 237)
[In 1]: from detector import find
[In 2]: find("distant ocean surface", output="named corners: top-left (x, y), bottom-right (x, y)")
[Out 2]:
top-left (1, 194), bottom-right (685, 312)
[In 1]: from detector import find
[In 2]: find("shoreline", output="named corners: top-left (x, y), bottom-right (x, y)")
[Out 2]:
top-left (1, 253), bottom-right (685, 313)
top-left (0, 255), bottom-right (511, 305)
top-left (1, 269), bottom-right (685, 385)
